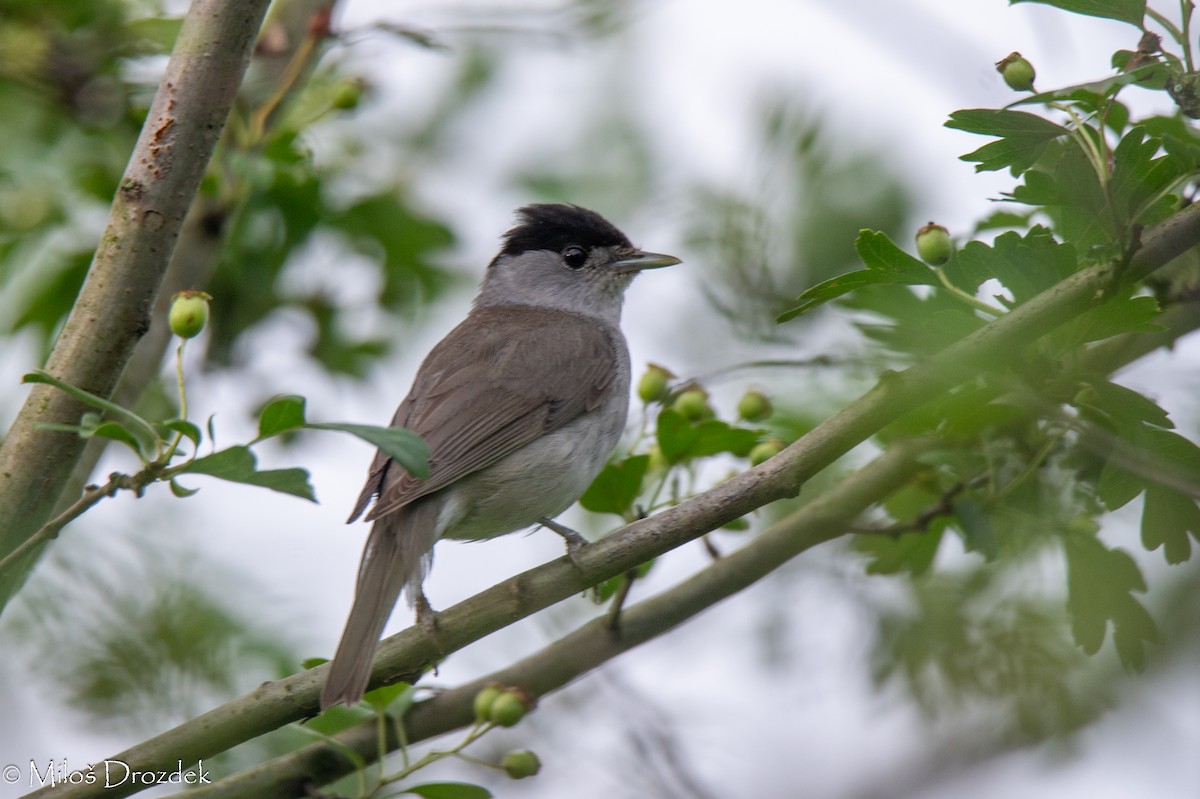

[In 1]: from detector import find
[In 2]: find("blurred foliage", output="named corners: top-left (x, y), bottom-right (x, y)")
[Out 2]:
top-left (3, 536), bottom-right (298, 733)
top-left (0, 0), bottom-right (461, 377)
top-left (688, 101), bottom-right (915, 339)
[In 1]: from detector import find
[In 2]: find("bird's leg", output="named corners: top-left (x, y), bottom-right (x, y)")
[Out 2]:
top-left (413, 588), bottom-right (445, 667)
top-left (605, 567), bottom-right (640, 636)
top-left (538, 516), bottom-right (589, 568)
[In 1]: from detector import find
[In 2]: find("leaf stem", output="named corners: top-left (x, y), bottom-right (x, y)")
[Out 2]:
top-left (935, 267), bottom-right (1004, 317)
top-left (1182, 0), bottom-right (1196, 73)
top-left (161, 339), bottom-right (189, 463)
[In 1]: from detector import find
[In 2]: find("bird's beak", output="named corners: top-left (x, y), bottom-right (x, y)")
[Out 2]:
top-left (613, 250), bottom-right (682, 274)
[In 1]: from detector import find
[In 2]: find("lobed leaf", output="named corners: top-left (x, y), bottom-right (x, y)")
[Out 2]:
top-left (1009, 0), bottom-right (1145, 27)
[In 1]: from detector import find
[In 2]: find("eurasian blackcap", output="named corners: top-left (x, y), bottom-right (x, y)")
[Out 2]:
top-left (321, 204), bottom-right (680, 708)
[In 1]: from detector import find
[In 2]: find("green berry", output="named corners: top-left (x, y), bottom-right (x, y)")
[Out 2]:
top-left (332, 78), bottom-right (365, 110)
top-left (488, 690), bottom-right (530, 727)
top-left (501, 750), bottom-right (542, 779)
top-left (672, 388), bottom-right (713, 422)
top-left (736, 390), bottom-right (773, 422)
top-left (1066, 516), bottom-right (1100, 536)
top-left (473, 685), bottom-right (504, 722)
top-left (915, 223), bottom-right (952, 266)
top-left (169, 291), bottom-right (212, 339)
top-left (637, 363), bottom-right (673, 404)
top-left (748, 438), bottom-right (784, 467)
top-left (996, 52), bottom-right (1036, 92)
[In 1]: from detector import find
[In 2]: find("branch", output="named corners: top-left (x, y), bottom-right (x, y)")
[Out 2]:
top-left (171, 440), bottom-right (932, 799)
top-left (0, 0), bottom-right (272, 608)
top-left (26, 196), bottom-right (1200, 799)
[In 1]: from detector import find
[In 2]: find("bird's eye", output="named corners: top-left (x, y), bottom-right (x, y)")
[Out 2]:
top-left (562, 246), bottom-right (588, 270)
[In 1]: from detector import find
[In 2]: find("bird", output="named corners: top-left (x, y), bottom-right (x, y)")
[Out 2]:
top-left (321, 203), bottom-right (680, 708)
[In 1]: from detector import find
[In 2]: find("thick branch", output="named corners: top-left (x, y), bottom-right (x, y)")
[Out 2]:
top-left (0, 0), bottom-right (272, 607)
top-left (26, 198), bottom-right (1200, 799)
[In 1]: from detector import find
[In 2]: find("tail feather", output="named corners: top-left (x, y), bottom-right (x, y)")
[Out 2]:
top-left (321, 503), bottom-right (438, 709)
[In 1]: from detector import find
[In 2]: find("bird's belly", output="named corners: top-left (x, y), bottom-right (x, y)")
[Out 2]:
top-left (438, 409), bottom-right (624, 541)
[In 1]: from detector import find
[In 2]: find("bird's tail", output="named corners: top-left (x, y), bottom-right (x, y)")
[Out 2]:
top-left (321, 505), bottom-right (436, 709)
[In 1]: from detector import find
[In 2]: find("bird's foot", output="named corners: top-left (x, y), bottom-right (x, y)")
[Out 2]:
top-left (538, 516), bottom-right (589, 569)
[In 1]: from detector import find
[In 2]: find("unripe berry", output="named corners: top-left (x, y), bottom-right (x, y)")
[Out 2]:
top-left (915, 223), bottom-right (952, 266)
top-left (637, 363), bottom-right (674, 404)
top-left (488, 690), bottom-right (531, 727)
top-left (672, 388), bottom-right (713, 422)
top-left (749, 438), bottom-right (784, 467)
top-left (332, 78), bottom-right (366, 110)
top-left (473, 685), bottom-right (503, 722)
top-left (736, 390), bottom-right (773, 422)
top-left (996, 52), bottom-right (1036, 92)
top-left (501, 750), bottom-right (542, 779)
top-left (169, 291), bottom-right (212, 339)
top-left (646, 444), bottom-right (669, 473)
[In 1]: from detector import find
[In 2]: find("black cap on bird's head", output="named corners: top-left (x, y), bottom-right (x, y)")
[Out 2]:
top-left (496, 204), bottom-right (633, 261)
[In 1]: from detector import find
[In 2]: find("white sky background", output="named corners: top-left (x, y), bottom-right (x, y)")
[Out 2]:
top-left (2, 1), bottom-right (1199, 798)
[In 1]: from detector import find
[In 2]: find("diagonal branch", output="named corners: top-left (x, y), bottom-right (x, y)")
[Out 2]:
top-left (0, 0), bottom-right (272, 610)
top-left (26, 194), bottom-right (1200, 799)
top-left (173, 439), bottom-right (932, 799)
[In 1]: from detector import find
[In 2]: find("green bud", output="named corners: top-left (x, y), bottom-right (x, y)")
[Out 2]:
top-left (473, 685), bottom-right (504, 722)
top-left (488, 689), bottom-right (531, 727)
top-left (996, 52), bottom-right (1036, 92)
top-left (501, 750), bottom-right (542, 779)
top-left (748, 438), bottom-right (784, 467)
top-left (637, 363), bottom-right (674, 404)
top-left (915, 223), bottom-right (953, 266)
top-left (672, 387), bottom-right (713, 422)
top-left (169, 291), bottom-right (212, 339)
top-left (736, 390), bottom-right (773, 422)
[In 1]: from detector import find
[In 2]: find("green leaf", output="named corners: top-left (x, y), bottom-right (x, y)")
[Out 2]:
top-left (257, 394), bottom-right (308, 439)
top-left (1141, 485), bottom-right (1200, 564)
top-left (90, 421), bottom-right (152, 458)
top-left (161, 419), bottom-right (203, 448)
top-left (778, 269), bottom-right (883, 320)
top-left (778, 230), bottom-right (936, 320)
top-left (855, 230), bottom-right (939, 286)
top-left (953, 497), bottom-right (997, 559)
top-left (23, 370), bottom-right (161, 459)
top-left (402, 783), bottom-right (492, 799)
top-left (168, 479), bottom-right (199, 498)
top-left (364, 680), bottom-right (414, 714)
top-left (946, 109), bottom-right (1069, 174)
top-left (1010, 0), bottom-right (1145, 27)
top-left (308, 423), bottom-right (430, 479)
top-left (1097, 458), bottom-right (1146, 510)
top-left (954, 227), bottom-right (1076, 304)
top-left (656, 409), bottom-right (697, 463)
top-left (858, 529), bottom-right (944, 576)
top-left (1075, 379), bottom-right (1173, 433)
top-left (580, 455), bottom-right (650, 516)
top-left (1060, 295), bottom-right (1162, 348)
top-left (180, 446), bottom-right (316, 501)
top-left (655, 411), bottom-right (758, 463)
top-left (1063, 532), bottom-right (1158, 670)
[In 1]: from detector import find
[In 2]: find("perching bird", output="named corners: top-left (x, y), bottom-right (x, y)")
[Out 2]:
top-left (321, 204), bottom-right (680, 708)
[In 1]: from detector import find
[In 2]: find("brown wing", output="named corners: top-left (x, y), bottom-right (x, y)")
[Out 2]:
top-left (348, 305), bottom-right (620, 523)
